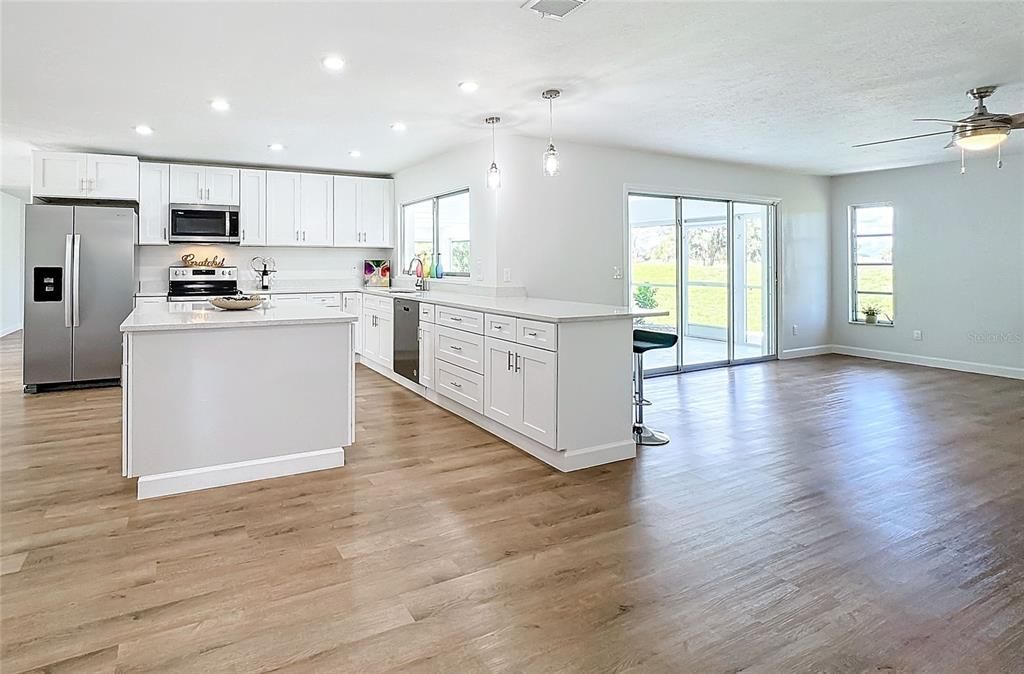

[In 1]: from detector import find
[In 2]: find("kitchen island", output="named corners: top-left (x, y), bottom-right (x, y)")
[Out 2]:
top-left (120, 303), bottom-right (357, 499)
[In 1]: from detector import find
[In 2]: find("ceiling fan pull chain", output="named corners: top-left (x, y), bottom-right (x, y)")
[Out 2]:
top-left (996, 144), bottom-right (1002, 169)
top-left (960, 148), bottom-right (966, 175)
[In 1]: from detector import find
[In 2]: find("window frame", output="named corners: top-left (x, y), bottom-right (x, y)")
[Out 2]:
top-left (400, 188), bottom-right (471, 278)
top-left (848, 203), bottom-right (895, 326)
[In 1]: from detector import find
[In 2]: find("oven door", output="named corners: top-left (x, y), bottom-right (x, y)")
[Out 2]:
top-left (169, 204), bottom-right (240, 243)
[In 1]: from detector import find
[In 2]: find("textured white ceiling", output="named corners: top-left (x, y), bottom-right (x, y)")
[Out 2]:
top-left (3, 1), bottom-right (1023, 194)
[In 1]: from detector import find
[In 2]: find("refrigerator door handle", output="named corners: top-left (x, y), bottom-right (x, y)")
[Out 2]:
top-left (72, 234), bottom-right (81, 327)
top-left (64, 234), bottom-right (74, 328)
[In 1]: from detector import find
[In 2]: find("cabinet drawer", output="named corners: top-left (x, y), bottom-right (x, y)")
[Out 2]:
top-left (342, 292), bottom-right (363, 319)
top-left (418, 303), bottom-right (435, 323)
top-left (517, 318), bottom-right (558, 351)
top-left (436, 306), bottom-right (483, 334)
top-left (435, 325), bottom-right (484, 374)
top-left (485, 313), bottom-right (516, 340)
top-left (435, 361), bottom-right (484, 414)
top-left (307, 292), bottom-right (342, 307)
top-left (269, 293), bottom-right (306, 304)
top-left (363, 294), bottom-right (394, 314)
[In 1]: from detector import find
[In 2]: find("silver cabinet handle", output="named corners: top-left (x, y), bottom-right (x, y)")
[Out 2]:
top-left (302, 231), bottom-right (306, 242)
top-left (492, 324), bottom-right (502, 330)
top-left (514, 353), bottom-right (520, 373)
top-left (449, 344), bottom-right (462, 351)
top-left (527, 331), bottom-right (538, 337)
top-left (507, 351), bottom-right (512, 371)
top-left (241, 228), bottom-right (246, 241)
top-left (63, 235), bottom-right (73, 327)
top-left (79, 178), bottom-right (86, 193)
top-left (295, 230), bottom-right (299, 241)
top-left (205, 187), bottom-right (210, 200)
top-left (72, 234), bottom-right (81, 327)
top-left (162, 226), bottom-right (167, 241)
top-left (449, 381), bottom-right (462, 389)
top-left (450, 316), bottom-right (462, 322)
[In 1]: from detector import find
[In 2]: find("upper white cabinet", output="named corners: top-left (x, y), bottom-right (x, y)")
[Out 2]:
top-left (138, 162), bottom-right (170, 245)
top-left (299, 173), bottom-right (334, 246)
top-left (333, 176), bottom-right (393, 247)
top-left (169, 164), bottom-right (240, 205)
top-left (266, 171), bottom-right (301, 245)
top-left (239, 169), bottom-right (267, 246)
top-left (32, 151), bottom-right (139, 201)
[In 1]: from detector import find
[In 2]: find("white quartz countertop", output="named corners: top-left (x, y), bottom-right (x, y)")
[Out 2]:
top-left (363, 288), bottom-right (660, 323)
top-left (121, 303), bottom-right (358, 333)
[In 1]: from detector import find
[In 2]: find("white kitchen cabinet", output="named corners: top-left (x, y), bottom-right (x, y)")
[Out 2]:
top-left (169, 164), bottom-right (240, 205)
top-left (138, 162), bottom-right (170, 245)
top-left (239, 169), bottom-right (267, 246)
top-left (269, 293), bottom-right (306, 305)
top-left (32, 151), bottom-right (139, 200)
top-left (436, 360), bottom-right (485, 414)
top-left (361, 297), bottom-right (394, 368)
top-left (266, 171), bottom-right (301, 246)
top-left (418, 321), bottom-right (435, 389)
top-left (333, 176), bottom-right (359, 246)
top-left (484, 337), bottom-right (557, 448)
top-left (299, 173), bottom-right (334, 246)
top-left (133, 296), bottom-right (166, 308)
top-left (358, 177), bottom-right (393, 247)
top-left (377, 312), bottom-right (394, 368)
top-left (306, 292), bottom-right (342, 307)
top-left (342, 293), bottom-right (363, 354)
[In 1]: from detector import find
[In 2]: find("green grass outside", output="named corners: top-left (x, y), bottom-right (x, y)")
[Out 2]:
top-left (632, 261), bottom-right (765, 333)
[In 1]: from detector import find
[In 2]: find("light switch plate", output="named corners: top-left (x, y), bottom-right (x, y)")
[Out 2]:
top-left (912, 330), bottom-right (922, 341)
top-left (503, 268), bottom-right (512, 283)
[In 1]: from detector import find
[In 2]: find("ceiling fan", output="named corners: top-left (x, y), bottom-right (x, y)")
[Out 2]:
top-left (854, 86), bottom-right (1023, 168)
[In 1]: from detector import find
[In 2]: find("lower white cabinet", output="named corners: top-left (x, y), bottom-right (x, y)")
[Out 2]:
top-left (362, 299), bottom-right (394, 368)
top-left (418, 322), bottom-right (435, 389)
top-left (436, 359), bottom-right (484, 414)
top-left (306, 292), bottom-right (341, 307)
top-left (269, 293), bottom-right (306, 305)
top-left (342, 293), bottom-right (363, 353)
top-left (484, 337), bottom-right (557, 448)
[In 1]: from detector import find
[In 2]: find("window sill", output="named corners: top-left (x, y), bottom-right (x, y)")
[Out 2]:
top-left (849, 320), bottom-right (894, 328)
top-left (398, 275), bottom-right (471, 286)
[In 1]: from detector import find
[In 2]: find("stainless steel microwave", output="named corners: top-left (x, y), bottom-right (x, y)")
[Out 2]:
top-left (169, 204), bottom-right (240, 243)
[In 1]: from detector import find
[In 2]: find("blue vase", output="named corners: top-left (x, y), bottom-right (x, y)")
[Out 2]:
top-left (435, 255), bottom-right (444, 279)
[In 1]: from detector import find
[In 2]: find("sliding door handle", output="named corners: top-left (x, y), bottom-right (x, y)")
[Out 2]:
top-left (64, 234), bottom-right (73, 328)
top-left (72, 234), bottom-right (81, 327)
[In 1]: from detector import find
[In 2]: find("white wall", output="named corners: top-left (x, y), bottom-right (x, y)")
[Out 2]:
top-left (396, 135), bottom-right (832, 354)
top-left (830, 158), bottom-right (1024, 376)
top-left (1, 190), bottom-right (26, 336)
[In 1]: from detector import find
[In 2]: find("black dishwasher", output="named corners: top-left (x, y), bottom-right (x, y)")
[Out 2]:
top-left (393, 298), bottom-right (420, 383)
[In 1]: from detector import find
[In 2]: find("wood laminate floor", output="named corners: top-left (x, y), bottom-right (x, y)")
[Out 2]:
top-left (1, 330), bottom-right (1022, 673)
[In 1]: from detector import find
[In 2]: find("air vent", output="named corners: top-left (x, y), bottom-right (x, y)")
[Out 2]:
top-left (522, 0), bottom-right (589, 21)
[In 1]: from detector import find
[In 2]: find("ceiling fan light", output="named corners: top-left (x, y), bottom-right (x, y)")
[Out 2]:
top-left (954, 127), bottom-right (1009, 151)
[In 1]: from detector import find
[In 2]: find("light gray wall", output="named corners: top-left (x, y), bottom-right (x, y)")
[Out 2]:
top-left (830, 158), bottom-right (1024, 373)
top-left (395, 135), bottom-right (832, 354)
top-left (1, 190), bottom-right (26, 336)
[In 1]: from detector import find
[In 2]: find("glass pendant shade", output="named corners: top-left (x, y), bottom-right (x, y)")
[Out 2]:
top-left (953, 127), bottom-right (1009, 151)
top-left (543, 143), bottom-right (560, 176)
top-left (487, 162), bottom-right (501, 190)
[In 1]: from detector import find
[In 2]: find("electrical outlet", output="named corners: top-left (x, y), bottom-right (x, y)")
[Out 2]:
top-left (503, 268), bottom-right (512, 283)
top-left (791, 324), bottom-right (799, 336)
top-left (912, 330), bottom-right (922, 341)
top-left (612, 266), bottom-right (623, 279)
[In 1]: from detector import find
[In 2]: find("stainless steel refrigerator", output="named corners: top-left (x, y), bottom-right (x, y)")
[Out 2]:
top-left (23, 205), bottom-right (135, 391)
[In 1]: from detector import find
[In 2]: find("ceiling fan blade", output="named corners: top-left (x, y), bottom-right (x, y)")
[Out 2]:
top-left (853, 131), bottom-right (951, 148)
top-left (1010, 113), bottom-right (1024, 129)
top-left (913, 117), bottom-right (988, 127)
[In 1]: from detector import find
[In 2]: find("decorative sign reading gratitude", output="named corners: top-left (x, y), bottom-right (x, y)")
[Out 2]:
top-left (180, 253), bottom-right (226, 268)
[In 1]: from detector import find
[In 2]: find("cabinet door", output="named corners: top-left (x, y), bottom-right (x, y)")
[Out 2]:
top-left (343, 293), bottom-right (363, 353)
top-left (377, 312), bottom-right (394, 368)
top-left (205, 167), bottom-right (240, 206)
top-left (299, 173), bottom-right (334, 246)
top-left (484, 337), bottom-right (520, 428)
top-left (87, 154), bottom-right (139, 200)
top-left (138, 162), bottom-right (170, 245)
top-left (265, 171), bottom-right (301, 245)
top-left (32, 151), bottom-right (87, 198)
top-left (361, 309), bottom-right (379, 361)
top-left (239, 169), bottom-right (267, 246)
top-left (169, 164), bottom-right (204, 203)
top-left (356, 178), bottom-right (387, 246)
top-left (517, 343), bottom-right (557, 448)
top-left (419, 322), bottom-right (435, 389)
top-left (332, 176), bottom-right (359, 246)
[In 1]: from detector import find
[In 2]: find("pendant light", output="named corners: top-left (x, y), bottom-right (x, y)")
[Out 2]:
top-left (542, 89), bottom-right (561, 176)
top-left (485, 116), bottom-right (501, 190)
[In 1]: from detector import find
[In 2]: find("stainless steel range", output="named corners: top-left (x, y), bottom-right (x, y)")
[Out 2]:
top-left (167, 266), bottom-right (238, 302)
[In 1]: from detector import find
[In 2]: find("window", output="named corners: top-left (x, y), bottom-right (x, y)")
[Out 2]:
top-left (401, 189), bottom-right (470, 277)
top-left (850, 204), bottom-right (894, 324)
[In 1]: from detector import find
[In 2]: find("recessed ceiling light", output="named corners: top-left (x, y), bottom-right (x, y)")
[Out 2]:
top-left (458, 81), bottom-right (479, 93)
top-left (210, 98), bottom-right (230, 112)
top-left (134, 125), bottom-right (153, 136)
top-left (390, 122), bottom-right (407, 132)
top-left (321, 55), bottom-right (345, 72)
top-left (349, 150), bottom-right (362, 158)
top-left (268, 143), bottom-right (285, 151)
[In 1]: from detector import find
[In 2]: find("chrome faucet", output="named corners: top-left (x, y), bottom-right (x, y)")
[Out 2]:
top-left (406, 257), bottom-right (427, 291)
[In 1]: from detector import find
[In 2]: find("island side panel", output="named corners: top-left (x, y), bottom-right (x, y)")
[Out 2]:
top-left (128, 322), bottom-right (353, 476)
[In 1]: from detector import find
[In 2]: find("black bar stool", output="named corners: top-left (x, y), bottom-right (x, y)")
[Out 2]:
top-left (632, 329), bottom-right (679, 446)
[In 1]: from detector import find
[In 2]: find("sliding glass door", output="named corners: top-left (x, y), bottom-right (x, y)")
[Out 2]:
top-left (629, 194), bottom-right (776, 374)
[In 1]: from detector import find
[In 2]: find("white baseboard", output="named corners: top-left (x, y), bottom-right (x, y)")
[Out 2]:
top-left (136, 447), bottom-right (345, 500)
top-left (779, 344), bottom-right (833, 359)
top-left (831, 345), bottom-right (1024, 380)
top-left (358, 358), bottom-right (636, 472)
top-left (0, 326), bottom-right (22, 338)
